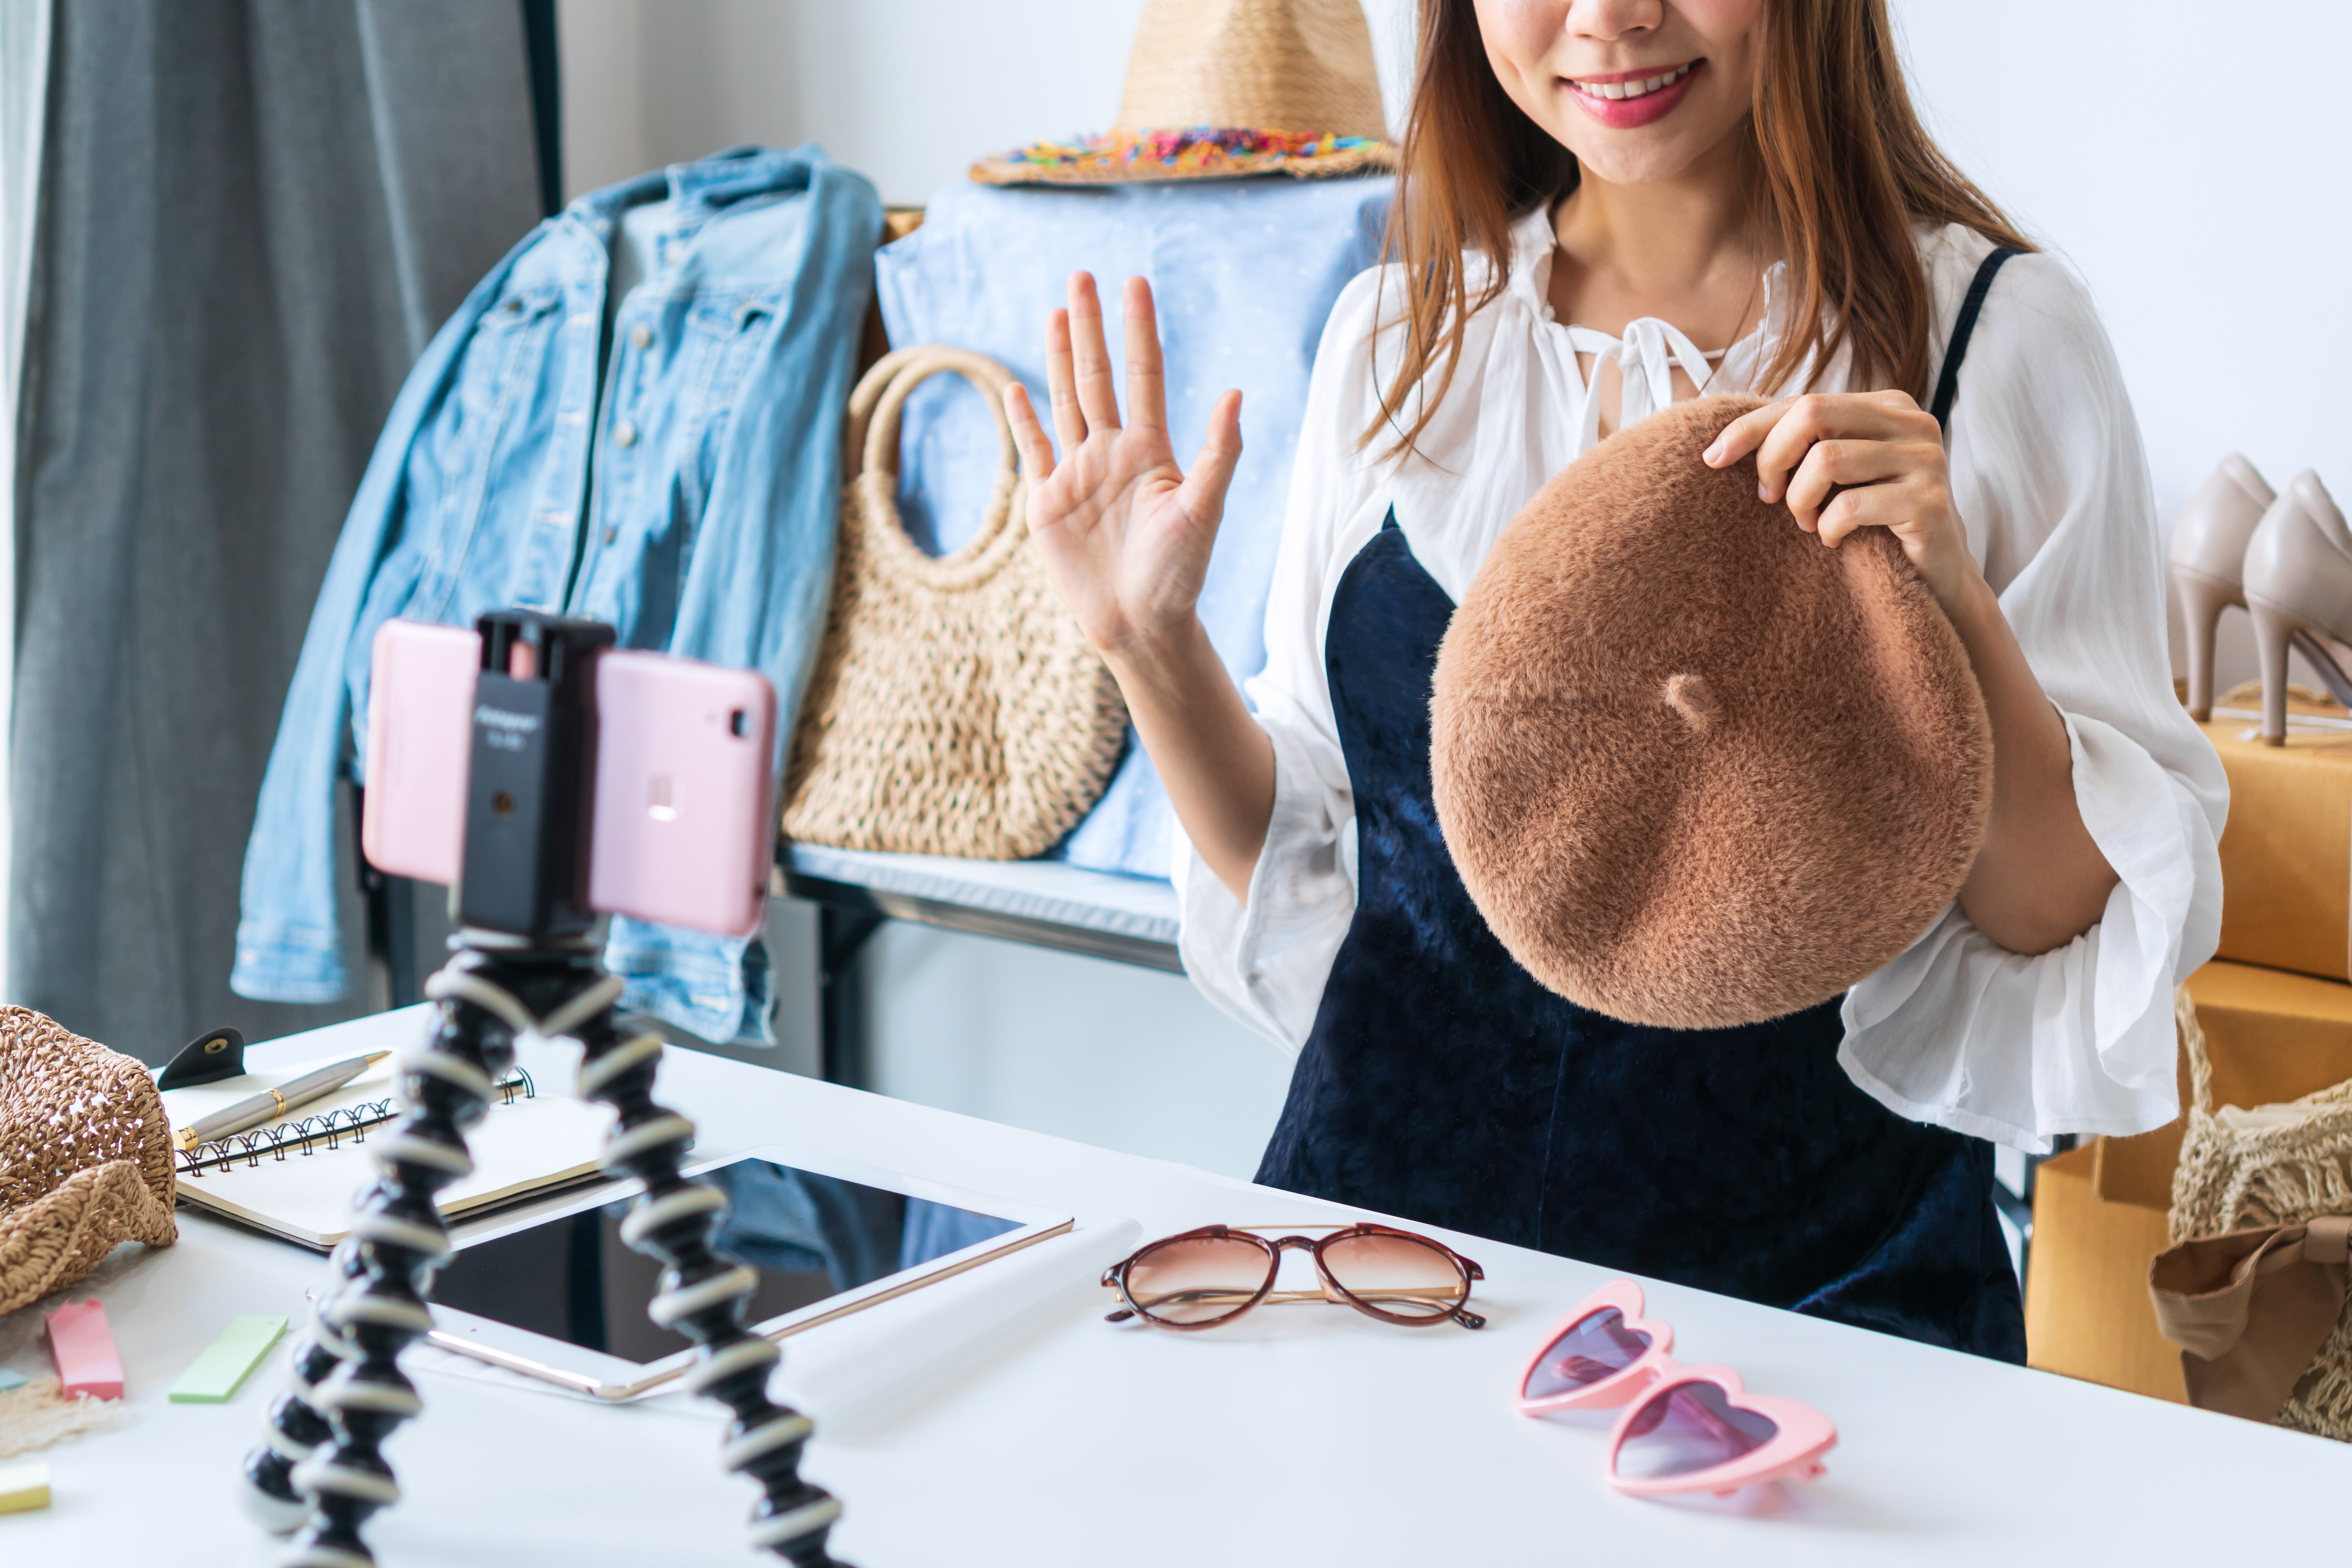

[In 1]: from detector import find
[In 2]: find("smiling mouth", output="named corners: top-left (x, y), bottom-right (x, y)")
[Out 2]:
top-left (1568, 61), bottom-right (1698, 103)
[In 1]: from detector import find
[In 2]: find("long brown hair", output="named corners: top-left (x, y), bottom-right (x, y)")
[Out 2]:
top-left (1370, 0), bottom-right (2033, 456)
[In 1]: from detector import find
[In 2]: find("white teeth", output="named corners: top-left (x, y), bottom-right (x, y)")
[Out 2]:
top-left (1575, 62), bottom-right (1691, 102)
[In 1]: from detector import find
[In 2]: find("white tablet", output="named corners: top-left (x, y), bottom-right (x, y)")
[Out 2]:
top-left (419, 1144), bottom-right (1071, 1400)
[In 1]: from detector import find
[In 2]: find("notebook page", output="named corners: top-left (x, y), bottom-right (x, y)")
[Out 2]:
top-left (162, 1054), bottom-right (615, 1247)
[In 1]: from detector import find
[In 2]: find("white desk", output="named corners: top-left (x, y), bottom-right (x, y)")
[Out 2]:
top-left (7, 1006), bottom-right (2343, 1563)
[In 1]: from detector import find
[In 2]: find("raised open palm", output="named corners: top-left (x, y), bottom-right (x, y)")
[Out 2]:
top-left (1003, 273), bottom-right (1243, 658)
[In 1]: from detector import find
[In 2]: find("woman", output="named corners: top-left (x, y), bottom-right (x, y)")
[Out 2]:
top-left (1003, 0), bottom-right (2223, 1359)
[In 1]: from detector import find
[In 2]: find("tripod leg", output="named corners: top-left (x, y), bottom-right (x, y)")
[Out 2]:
top-left (241, 964), bottom-right (518, 1566)
top-left (572, 1008), bottom-right (847, 1566)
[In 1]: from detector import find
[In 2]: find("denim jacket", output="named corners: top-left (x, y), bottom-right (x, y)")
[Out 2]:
top-left (233, 145), bottom-right (882, 1043)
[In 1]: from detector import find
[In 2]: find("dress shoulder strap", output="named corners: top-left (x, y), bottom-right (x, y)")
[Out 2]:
top-left (1927, 245), bottom-right (2020, 432)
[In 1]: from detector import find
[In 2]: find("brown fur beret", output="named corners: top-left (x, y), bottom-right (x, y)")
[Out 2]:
top-left (1430, 395), bottom-right (1993, 1029)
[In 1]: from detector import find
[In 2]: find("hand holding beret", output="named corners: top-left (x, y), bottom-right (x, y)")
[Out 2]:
top-left (1430, 395), bottom-right (1993, 1029)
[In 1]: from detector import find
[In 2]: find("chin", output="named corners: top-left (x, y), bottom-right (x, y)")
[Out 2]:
top-left (1558, 136), bottom-right (1715, 187)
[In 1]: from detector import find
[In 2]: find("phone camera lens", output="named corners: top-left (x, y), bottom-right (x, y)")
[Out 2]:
top-left (728, 709), bottom-right (748, 737)
top-left (492, 790), bottom-right (515, 815)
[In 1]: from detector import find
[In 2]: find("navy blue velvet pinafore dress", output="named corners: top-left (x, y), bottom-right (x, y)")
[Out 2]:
top-left (1254, 252), bottom-right (2032, 1360)
top-left (1256, 519), bottom-right (2025, 1358)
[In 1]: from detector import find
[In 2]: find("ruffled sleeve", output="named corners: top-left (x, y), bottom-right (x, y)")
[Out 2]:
top-left (1837, 235), bottom-right (2227, 1152)
top-left (1173, 270), bottom-right (1397, 1052)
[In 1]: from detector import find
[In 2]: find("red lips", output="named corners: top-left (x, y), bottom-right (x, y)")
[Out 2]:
top-left (1566, 60), bottom-right (1703, 131)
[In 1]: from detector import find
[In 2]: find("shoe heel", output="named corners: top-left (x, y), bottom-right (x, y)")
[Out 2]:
top-left (2172, 568), bottom-right (2238, 722)
top-left (2289, 628), bottom-right (2352, 711)
top-left (2249, 599), bottom-right (2302, 746)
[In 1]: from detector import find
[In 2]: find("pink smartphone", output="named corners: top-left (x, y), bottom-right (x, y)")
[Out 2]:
top-left (586, 649), bottom-right (775, 938)
top-left (361, 619), bottom-right (777, 937)
top-left (362, 621), bottom-right (478, 888)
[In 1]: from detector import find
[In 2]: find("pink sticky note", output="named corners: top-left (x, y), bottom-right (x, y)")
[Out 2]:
top-left (45, 1299), bottom-right (123, 1401)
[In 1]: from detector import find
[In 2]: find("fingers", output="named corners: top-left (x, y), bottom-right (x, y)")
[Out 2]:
top-left (1782, 437), bottom-right (1942, 531)
top-left (1704, 391), bottom-right (1935, 500)
top-left (1003, 382), bottom-right (1056, 487)
top-left (1066, 272), bottom-right (1123, 436)
top-left (1750, 397), bottom-right (1838, 504)
top-left (1702, 400), bottom-right (1784, 469)
top-left (1123, 277), bottom-right (1167, 435)
top-left (1044, 305), bottom-right (1085, 454)
top-left (1752, 393), bottom-right (1936, 504)
top-left (1815, 475), bottom-right (1939, 550)
top-left (1175, 389), bottom-right (1245, 529)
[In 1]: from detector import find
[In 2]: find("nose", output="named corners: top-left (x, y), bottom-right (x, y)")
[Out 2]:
top-left (1567, 0), bottom-right (1664, 40)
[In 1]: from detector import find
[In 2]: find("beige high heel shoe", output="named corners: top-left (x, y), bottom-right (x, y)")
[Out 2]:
top-left (2243, 471), bottom-right (2352, 745)
top-left (2170, 454), bottom-right (2274, 720)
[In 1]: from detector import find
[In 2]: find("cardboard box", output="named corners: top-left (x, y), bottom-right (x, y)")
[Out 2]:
top-left (2202, 717), bottom-right (2352, 982)
top-left (2031, 960), bottom-right (2352, 1402)
top-left (2025, 1143), bottom-right (2185, 1403)
top-left (2094, 960), bottom-right (2352, 1208)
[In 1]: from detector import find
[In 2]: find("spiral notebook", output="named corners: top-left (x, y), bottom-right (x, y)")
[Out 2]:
top-left (157, 1053), bottom-right (617, 1249)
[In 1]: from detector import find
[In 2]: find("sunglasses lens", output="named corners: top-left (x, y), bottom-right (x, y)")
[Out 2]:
top-left (1613, 1381), bottom-right (1779, 1481)
top-left (1524, 1306), bottom-right (1655, 1399)
top-left (1320, 1231), bottom-right (1467, 1319)
top-left (1123, 1236), bottom-right (1269, 1325)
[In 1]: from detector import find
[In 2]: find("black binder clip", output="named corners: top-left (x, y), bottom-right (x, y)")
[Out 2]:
top-left (157, 1026), bottom-right (246, 1089)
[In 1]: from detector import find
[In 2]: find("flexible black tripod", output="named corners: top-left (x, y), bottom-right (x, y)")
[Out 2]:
top-left (240, 613), bottom-right (847, 1567)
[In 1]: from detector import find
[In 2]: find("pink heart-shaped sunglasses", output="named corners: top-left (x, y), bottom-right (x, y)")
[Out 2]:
top-left (1514, 1279), bottom-right (1838, 1498)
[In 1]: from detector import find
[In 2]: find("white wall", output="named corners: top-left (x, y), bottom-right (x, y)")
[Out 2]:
top-left (559, 2), bottom-right (2352, 1174)
top-left (1893, 1), bottom-right (2351, 518)
top-left (559, 0), bottom-right (1420, 205)
top-left (560, 0), bottom-right (1154, 204)
top-left (1890, 0), bottom-right (2352, 691)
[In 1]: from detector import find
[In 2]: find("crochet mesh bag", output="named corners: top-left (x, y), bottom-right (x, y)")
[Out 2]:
top-left (0, 1007), bottom-right (177, 1317)
top-left (2170, 986), bottom-right (2352, 1441)
top-left (782, 346), bottom-right (1128, 858)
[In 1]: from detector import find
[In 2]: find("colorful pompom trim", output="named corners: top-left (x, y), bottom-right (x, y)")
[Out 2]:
top-left (971, 127), bottom-right (1396, 186)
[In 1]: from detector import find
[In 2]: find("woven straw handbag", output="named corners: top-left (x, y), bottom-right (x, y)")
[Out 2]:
top-left (0, 1008), bottom-right (177, 1316)
top-left (2167, 986), bottom-right (2352, 1439)
top-left (783, 345), bottom-right (1127, 858)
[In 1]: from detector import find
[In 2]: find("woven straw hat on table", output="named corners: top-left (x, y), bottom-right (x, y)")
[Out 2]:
top-left (970, 0), bottom-right (1395, 185)
top-left (0, 1008), bottom-right (177, 1318)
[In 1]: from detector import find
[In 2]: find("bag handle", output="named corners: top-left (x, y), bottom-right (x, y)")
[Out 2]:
top-left (2177, 982), bottom-right (2214, 1116)
top-left (841, 345), bottom-right (1029, 594)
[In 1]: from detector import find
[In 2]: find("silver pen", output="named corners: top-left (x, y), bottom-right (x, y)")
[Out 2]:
top-left (176, 1052), bottom-right (394, 1151)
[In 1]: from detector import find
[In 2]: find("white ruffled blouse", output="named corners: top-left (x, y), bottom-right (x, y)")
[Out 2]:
top-left (1174, 205), bottom-right (2226, 1154)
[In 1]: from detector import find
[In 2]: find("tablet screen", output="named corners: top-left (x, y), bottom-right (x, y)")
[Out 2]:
top-left (432, 1155), bottom-right (1024, 1365)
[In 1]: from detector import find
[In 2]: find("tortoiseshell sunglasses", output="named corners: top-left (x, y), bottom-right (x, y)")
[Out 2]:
top-left (1102, 1222), bottom-right (1486, 1330)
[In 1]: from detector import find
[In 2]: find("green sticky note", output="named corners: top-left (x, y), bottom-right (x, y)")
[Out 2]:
top-left (0, 1368), bottom-right (25, 1393)
top-left (168, 1315), bottom-right (287, 1404)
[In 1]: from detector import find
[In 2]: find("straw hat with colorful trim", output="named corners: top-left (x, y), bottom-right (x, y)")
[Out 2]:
top-left (971, 0), bottom-right (1396, 186)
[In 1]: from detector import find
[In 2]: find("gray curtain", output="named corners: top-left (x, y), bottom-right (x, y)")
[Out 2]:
top-left (12, 0), bottom-right (543, 1060)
